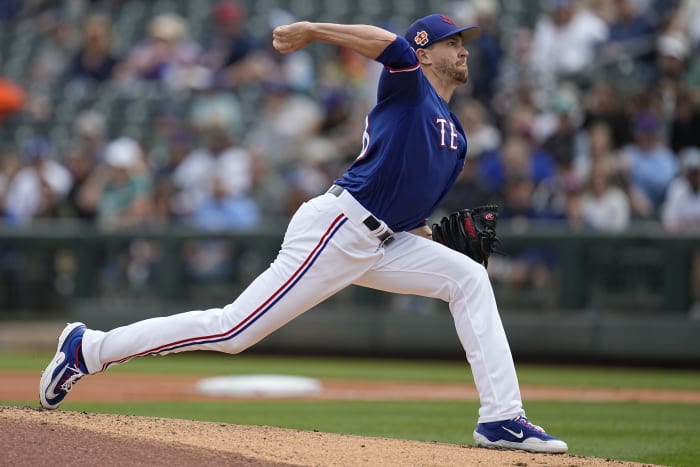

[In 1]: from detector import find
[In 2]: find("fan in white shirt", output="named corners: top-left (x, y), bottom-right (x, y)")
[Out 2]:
top-left (662, 147), bottom-right (700, 232)
top-left (3, 138), bottom-right (72, 227)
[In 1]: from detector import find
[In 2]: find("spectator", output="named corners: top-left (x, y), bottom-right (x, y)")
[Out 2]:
top-left (654, 29), bottom-right (692, 126)
top-left (266, 9), bottom-right (316, 93)
top-left (189, 87), bottom-right (244, 139)
top-left (146, 103), bottom-right (189, 171)
top-left (619, 111), bottom-right (678, 215)
top-left (314, 84), bottom-right (373, 172)
top-left (661, 146), bottom-right (700, 231)
top-left (63, 14), bottom-right (119, 87)
top-left (3, 137), bottom-right (72, 227)
top-left (79, 137), bottom-right (153, 231)
top-left (437, 157), bottom-right (492, 217)
top-left (0, 147), bottom-right (21, 216)
top-left (441, 99), bottom-right (501, 213)
top-left (538, 84), bottom-right (585, 169)
top-left (683, 39), bottom-right (700, 101)
top-left (117, 13), bottom-right (203, 91)
top-left (454, 98), bottom-right (501, 160)
top-left (530, 0), bottom-right (609, 93)
top-left (316, 40), bottom-right (382, 115)
top-left (30, 11), bottom-right (78, 88)
top-left (498, 174), bottom-right (538, 226)
top-left (477, 130), bottom-right (555, 197)
top-left (669, 88), bottom-right (700, 153)
top-left (492, 27), bottom-right (537, 119)
top-left (76, 137), bottom-right (157, 289)
top-left (648, 0), bottom-right (684, 31)
top-left (59, 110), bottom-right (108, 221)
top-left (588, 0), bottom-right (617, 24)
top-left (244, 81), bottom-right (323, 215)
top-left (598, 0), bottom-right (657, 85)
top-left (679, 0), bottom-right (700, 47)
top-left (151, 130), bottom-right (192, 225)
top-left (284, 136), bottom-right (344, 214)
top-left (579, 161), bottom-right (631, 231)
top-left (582, 80), bottom-right (634, 149)
top-left (574, 121), bottom-right (622, 183)
top-left (180, 63), bottom-right (263, 276)
top-left (656, 29), bottom-right (691, 83)
top-left (189, 173), bottom-right (260, 231)
top-left (532, 163), bottom-right (582, 223)
top-left (456, 0), bottom-right (503, 106)
top-left (184, 172), bottom-right (261, 279)
top-left (73, 109), bottom-right (108, 163)
top-left (199, 1), bottom-right (265, 88)
top-left (172, 126), bottom-right (255, 218)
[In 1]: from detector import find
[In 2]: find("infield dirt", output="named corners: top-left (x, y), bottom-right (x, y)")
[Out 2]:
top-left (1, 405), bottom-right (661, 467)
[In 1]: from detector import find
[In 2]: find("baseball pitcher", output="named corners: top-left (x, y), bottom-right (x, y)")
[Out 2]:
top-left (40, 13), bottom-right (567, 454)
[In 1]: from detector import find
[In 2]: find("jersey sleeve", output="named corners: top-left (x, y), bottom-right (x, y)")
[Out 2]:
top-left (375, 36), bottom-right (419, 70)
top-left (374, 36), bottom-right (423, 102)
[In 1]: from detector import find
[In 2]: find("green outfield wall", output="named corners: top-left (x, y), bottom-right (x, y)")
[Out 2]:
top-left (1, 223), bottom-right (698, 364)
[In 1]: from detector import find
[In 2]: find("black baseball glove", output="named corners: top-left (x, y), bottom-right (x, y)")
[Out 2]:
top-left (431, 205), bottom-right (500, 267)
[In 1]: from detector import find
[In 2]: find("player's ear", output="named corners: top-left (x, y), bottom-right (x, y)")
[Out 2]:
top-left (416, 48), bottom-right (432, 65)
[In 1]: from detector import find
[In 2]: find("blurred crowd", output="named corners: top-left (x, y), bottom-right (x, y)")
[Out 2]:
top-left (1, 0), bottom-right (700, 240)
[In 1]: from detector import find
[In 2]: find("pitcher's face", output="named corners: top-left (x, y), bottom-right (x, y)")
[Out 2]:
top-left (430, 35), bottom-right (469, 83)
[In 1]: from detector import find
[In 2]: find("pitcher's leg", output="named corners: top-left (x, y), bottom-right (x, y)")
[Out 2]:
top-left (83, 254), bottom-right (319, 373)
top-left (353, 232), bottom-right (523, 423)
top-left (83, 204), bottom-right (382, 374)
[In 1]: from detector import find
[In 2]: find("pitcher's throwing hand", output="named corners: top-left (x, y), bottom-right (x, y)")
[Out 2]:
top-left (272, 22), bottom-right (314, 53)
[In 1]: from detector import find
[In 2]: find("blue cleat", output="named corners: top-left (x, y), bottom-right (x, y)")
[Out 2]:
top-left (39, 322), bottom-right (88, 409)
top-left (474, 415), bottom-right (568, 453)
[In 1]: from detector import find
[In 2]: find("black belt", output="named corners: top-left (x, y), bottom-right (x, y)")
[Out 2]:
top-left (327, 185), bottom-right (395, 246)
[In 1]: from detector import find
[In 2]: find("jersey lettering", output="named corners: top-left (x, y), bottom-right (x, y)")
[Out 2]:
top-left (356, 115), bottom-right (370, 161)
top-left (435, 117), bottom-right (459, 151)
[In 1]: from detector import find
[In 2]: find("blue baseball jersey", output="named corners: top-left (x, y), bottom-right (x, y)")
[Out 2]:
top-left (335, 36), bottom-right (468, 232)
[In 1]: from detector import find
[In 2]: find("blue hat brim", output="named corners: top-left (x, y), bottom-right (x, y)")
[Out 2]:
top-left (433, 26), bottom-right (481, 45)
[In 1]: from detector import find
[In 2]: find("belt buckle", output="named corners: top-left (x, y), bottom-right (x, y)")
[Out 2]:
top-left (365, 215), bottom-right (394, 247)
top-left (378, 231), bottom-right (395, 246)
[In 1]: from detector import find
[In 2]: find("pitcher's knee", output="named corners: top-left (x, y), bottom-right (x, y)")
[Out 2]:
top-left (454, 256), bottom-right (489, 280)
top-left (217, 336), bottom-right (255, 355)
top-left (446, 259), bottom-right (491, 297)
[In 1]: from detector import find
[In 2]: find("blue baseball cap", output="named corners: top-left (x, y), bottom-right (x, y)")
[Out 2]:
top-left (404, 14), bottom-right (480, 50)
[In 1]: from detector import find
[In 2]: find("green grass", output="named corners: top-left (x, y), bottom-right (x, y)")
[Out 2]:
top-left (515, 365), bottom-right (700, 391)
top-left (4, 352), bottom-right (700, 466)
top-left (1, 351), bottom-right (475, 381)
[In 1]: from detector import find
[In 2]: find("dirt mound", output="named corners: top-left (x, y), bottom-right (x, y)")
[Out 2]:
top-left (1, 406), bottom-right (651, 467)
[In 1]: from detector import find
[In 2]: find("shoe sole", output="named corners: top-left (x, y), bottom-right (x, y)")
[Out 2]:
top-left (473, 431), bottom-right (568, 454)
top-left (39, 322), bottom-right (85, 410)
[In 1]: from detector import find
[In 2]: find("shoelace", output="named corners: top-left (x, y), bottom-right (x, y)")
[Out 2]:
top-left (515, 416), bottom-right (545, 434)
top-left (58, 365), bottom-right (85, 392)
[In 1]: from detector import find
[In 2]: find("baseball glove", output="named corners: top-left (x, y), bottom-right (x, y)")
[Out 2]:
top-left (431, 205), bottom-right (500, 267)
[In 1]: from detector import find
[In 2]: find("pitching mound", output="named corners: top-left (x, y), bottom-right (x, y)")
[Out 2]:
top-left (1, 406), bottom-right (650, 467)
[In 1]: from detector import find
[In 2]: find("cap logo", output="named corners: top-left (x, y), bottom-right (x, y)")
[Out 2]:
top-left (440, 14), bottom-right (456, 25)
top-left (414, 30), bottom-right (429, 47)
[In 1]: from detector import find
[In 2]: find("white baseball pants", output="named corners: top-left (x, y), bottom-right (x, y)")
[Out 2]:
top-left (82, 189), bottom-right (525, 423)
